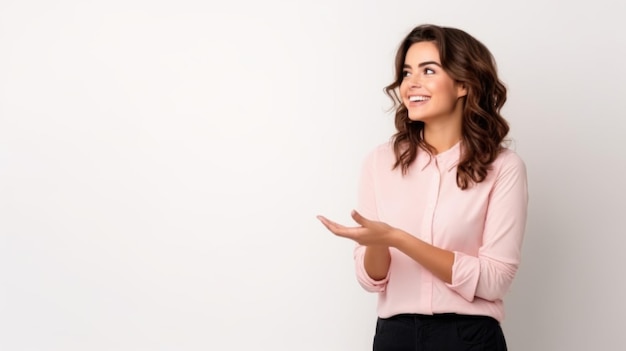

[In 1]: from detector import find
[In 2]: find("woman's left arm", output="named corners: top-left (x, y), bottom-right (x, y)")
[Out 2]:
top-left (445, 152), bottom-right (528, 302)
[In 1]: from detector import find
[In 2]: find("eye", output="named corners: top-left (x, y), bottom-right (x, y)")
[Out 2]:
top-left (424, 67), bottom-right (435, 75)
top-left (402, 70), bottom-right (411, 78)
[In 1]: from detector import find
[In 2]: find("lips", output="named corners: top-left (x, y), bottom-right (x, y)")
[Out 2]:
top-left (408, 95), bottom-right (430, 102)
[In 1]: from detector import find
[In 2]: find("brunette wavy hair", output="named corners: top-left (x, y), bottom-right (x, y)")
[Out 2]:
top-left (385, 24), bottom-right (509, 189)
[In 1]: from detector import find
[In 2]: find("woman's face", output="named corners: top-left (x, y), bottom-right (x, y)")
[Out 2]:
top-left (399, 41), bottom-right (467, 124)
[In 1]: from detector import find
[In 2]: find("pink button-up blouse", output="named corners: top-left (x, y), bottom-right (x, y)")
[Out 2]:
top-left (354, 141), bottom-right (528, 322)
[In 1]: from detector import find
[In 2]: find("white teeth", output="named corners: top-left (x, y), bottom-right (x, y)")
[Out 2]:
top-left (409, 95), bottom-right (430, 102)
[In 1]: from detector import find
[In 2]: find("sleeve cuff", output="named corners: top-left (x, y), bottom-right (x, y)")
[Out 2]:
top-left (445, 251), bottom-right (480, 302)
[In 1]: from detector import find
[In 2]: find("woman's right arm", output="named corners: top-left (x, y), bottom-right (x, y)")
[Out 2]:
top-left (354, 147), bottom-right (391, 291)
top-left (363, 246), bottom-right (391, 281)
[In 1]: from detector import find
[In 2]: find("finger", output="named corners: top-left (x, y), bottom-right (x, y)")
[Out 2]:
top-left (316, 215), bottom-right (345, 229)
top-left (328, 226), bottom-right (361, 240)
top-left (317, 216), bottom-right (359, 239)
top-left (317, 218), bottom-right (336, 232)
top-left (317, 216), bottom-right (347, 234)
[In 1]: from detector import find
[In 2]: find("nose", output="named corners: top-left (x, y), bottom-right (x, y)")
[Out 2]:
top-left (407, 73), bottom-right (421, 87)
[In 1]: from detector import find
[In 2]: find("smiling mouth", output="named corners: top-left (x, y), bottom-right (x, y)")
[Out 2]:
top-left (409, 95), bottom-right (430, 102)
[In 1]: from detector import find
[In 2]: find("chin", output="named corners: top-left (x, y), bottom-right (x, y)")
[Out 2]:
top-left (407, 115), bottom-right (426, 122)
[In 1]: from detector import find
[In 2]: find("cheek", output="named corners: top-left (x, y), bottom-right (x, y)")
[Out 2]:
top-left (399, 82), bottom-right (408, 97)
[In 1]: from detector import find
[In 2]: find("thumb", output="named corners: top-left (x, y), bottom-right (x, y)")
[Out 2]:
top-left (351, 210), bottom-right (369, 226)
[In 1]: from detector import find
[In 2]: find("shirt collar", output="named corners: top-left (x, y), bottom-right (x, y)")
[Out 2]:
top-left (417, 140), bottom-right (462, 172)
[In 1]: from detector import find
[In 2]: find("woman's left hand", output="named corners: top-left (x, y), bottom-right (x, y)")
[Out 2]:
top-left (317, 210), bottom-right (398, 247)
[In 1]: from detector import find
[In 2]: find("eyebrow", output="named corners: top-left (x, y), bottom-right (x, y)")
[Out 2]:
top-left (403, 61), bottom-right (442, 69)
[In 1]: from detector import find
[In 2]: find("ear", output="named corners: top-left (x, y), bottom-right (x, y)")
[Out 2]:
top-left (456, 82), bottom-right (468, 98)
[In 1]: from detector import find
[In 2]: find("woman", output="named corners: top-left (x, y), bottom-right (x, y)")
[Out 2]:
top-left (317, 24), bottom-right (528, 350)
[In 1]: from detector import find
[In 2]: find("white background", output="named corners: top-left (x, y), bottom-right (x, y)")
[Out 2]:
top-left (1, 0), bottom-right (625, 350)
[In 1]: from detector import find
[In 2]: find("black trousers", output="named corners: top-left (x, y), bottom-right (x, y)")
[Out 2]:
top-left (373, 313), bottom-right (507, 351)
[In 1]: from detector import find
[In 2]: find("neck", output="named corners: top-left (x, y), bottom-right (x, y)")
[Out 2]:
top-left (422, 98), bottom-right (464, 154)
top-left (423, 123), bottom-right (462, 155)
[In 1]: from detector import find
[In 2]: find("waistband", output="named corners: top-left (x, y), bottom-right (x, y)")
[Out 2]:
top-left (381, 313), bottom-right (498, 323)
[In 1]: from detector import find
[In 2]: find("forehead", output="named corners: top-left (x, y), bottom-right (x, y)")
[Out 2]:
top-left (405, 41), bottom-right (440, 63)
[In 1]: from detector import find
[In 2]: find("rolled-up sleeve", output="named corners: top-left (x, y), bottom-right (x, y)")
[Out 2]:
top-left (353, 148), bottom-right (389, 292)
top-left (446, 152), bottom-right (528, 302)
top-left (354, 246), bottom-right (389, 292)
